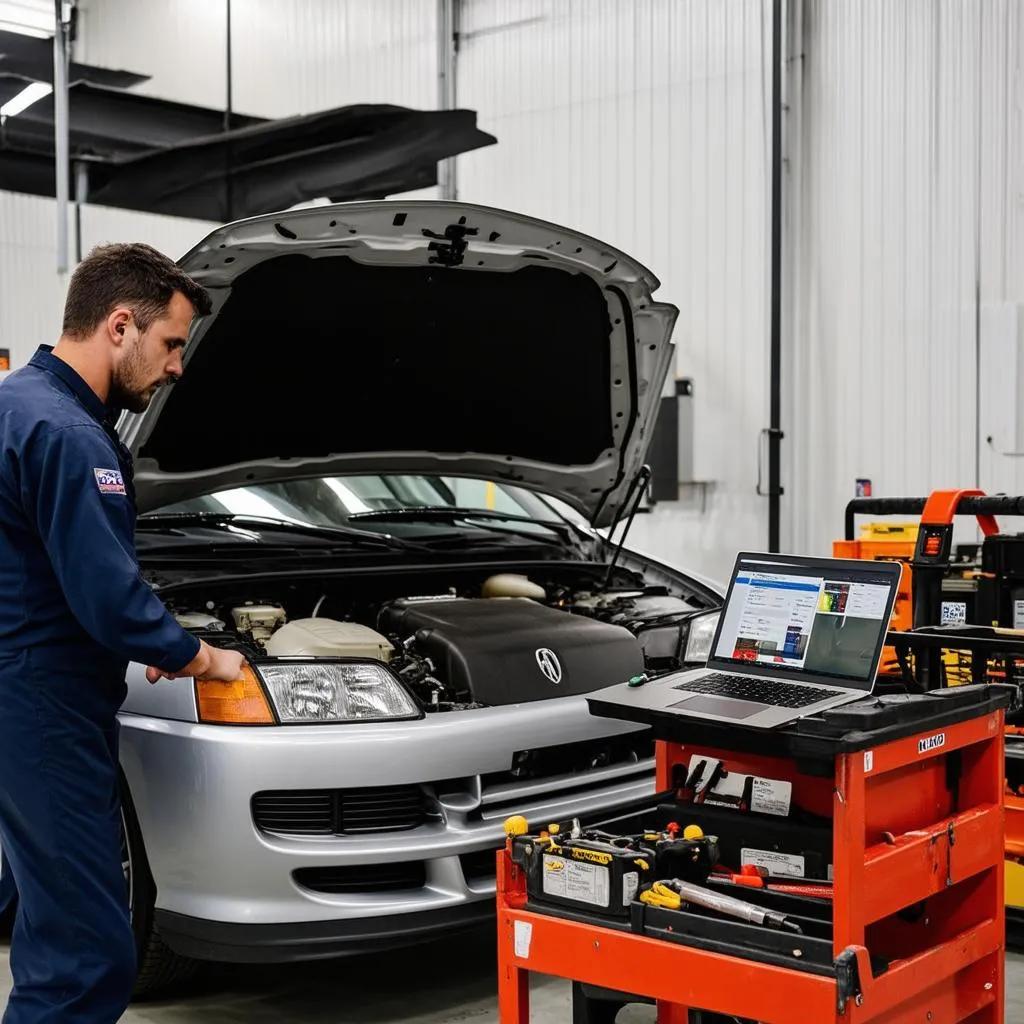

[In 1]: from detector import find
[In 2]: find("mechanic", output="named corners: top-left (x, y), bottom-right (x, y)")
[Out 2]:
top-left (0, 243), bottom-right (245, 1023)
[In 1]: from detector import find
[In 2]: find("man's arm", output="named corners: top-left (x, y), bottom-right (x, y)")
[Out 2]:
top-left (26, 422), bottom-right (241, 680)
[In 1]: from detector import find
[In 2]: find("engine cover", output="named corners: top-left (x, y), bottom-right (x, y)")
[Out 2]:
top-left (378, 598), bottom-right (644, 706)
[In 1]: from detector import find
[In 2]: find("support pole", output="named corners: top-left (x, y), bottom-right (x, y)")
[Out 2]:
top-left (767, 0), bottom-right (784, 551)
top-left (224, 0), bottom-right (233, 133)
top-left (437, 0), bottom-right (458, 200)
top-left (224, 0), bottom-right (233, 220)
top-left (53, 0), bottom-right (70, 273)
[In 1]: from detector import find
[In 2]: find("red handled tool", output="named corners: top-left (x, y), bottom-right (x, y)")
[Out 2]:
top-left (711, 864), bottom-right (834, 900)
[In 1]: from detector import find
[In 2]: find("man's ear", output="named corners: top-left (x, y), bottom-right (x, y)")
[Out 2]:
top-left (107, 307), bottom-right (133, 345)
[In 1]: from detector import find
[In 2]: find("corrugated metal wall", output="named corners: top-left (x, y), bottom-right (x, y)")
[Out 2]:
top-left (457, 0), bottom-right (772, 584)
top-left (786, 0), bottom-right (1024, 557)
top-left (0, 193), bottom-right (70, 367)
top-left (0, 192), bottom-right (214, 369)
top-left (76, 0), bottom-right (436, 116)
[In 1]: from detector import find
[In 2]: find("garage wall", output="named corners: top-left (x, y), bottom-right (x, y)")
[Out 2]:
top-left (73, 0), bottom-right (773, 585)
top-left (785, 0), bottom-right (1024, 557)
top-left (0, 193), bottom-right (69, 368)
top-left (75, 0), bottom-right (436, 117)
top-left (28, 0), bottom-right (1024, 581)
top-left (455, 0), bottom-right (772, 584)
top-left (0, 192), bottom-right (215, 369)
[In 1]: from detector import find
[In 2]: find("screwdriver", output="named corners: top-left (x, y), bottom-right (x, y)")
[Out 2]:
top-left (709, 873), bottom-right (834, 900)
top-left (667, 879), bottom-right (804, 934)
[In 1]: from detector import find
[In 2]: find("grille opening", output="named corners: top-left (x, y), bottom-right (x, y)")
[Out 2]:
top-left (252, 791), bottom-right (333, 835)
top-left (253, 785), bottom-right (433, 837)
top-left (293, 863), bottom-right (427, 895)
top-left (340, 786), bottom-right (432, 834)
top-left (460, 848), bottom-right (499, 885)
top-left (481, 733), bottom-right (655, 789)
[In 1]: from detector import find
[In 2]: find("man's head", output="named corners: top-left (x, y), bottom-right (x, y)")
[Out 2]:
top-left (60, 242), bottom-right (212, 413)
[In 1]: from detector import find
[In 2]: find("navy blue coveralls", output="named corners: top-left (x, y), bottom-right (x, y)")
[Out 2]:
top-left (0, 347), bottom-right (200, 1022)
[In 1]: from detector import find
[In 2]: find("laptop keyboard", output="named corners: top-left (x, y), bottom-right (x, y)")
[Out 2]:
top-left (674, 673), bottom-right (844, 709)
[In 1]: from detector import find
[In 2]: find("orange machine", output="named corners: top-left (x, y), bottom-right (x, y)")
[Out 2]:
top-left (497, 684), bottom-right (1011, 1023)
top-left (836, 490), bottom-right (1024, 936)
top-left (834, 489), bottom-right (1004, 677)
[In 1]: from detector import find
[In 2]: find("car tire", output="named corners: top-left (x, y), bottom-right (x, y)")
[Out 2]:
top-left (119, 776), bottom-right (198, 998)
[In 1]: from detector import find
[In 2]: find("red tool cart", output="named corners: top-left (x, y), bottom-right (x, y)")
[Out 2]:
top-left (496, 681), bottom-right (1012, 1023)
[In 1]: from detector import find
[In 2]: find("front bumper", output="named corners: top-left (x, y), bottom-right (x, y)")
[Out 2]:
top-left (118, 693), bottom-right (655, 959)
top-left (154, 901), bottom-right (496, 963)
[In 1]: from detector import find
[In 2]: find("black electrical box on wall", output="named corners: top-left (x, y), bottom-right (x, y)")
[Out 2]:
top-left (647, 378), bottom-right (694, 503)
top-left (648, 397), bottom-right (679, 502)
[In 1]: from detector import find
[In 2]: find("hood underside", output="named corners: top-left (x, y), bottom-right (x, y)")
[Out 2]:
top-left (121, 202), bottom-right (678, 528)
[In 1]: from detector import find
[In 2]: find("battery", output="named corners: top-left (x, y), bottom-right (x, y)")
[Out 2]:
top-left (509, 824), bottom-right (718, 920)
top-left (511, 835), bottom-right (653, 919)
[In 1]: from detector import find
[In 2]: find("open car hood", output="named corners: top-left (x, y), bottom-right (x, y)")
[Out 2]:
top-left (121, 201), bottom-right (678, 529)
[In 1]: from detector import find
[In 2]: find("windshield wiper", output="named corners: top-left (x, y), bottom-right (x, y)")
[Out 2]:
top-left (346, 507), bottom-right (584, 547)
top-left (136, 512), bottom-right (430, 552)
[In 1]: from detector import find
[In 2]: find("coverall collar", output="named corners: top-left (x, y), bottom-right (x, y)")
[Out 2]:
top-left (29, 345), bottom-right (116, 426)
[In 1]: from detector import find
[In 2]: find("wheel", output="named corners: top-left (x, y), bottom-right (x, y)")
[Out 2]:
top-left (119, 776), bottom-right (198, 998)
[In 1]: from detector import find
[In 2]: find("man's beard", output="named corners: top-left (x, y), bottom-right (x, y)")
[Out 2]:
top-left (109, 340), bottom-right (162, 414)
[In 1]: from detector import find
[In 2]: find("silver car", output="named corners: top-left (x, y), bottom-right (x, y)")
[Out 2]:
top-left (18, 202), bottom-right (726, 993)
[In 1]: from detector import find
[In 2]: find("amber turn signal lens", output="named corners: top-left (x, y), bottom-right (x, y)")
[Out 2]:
top-left (195, 663), bottom-right (275, 724)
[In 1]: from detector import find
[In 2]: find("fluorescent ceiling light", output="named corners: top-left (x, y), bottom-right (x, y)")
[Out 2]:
top-left (0, 0), bottom-right (55, 37)
top-left (0, 81), bottom-right (52, 119)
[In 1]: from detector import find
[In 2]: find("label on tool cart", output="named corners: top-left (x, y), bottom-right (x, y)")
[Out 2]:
top-left (542, 854), bottom-right (610, 908)
top-left (514, 920), bottom-right (532, 959)
top-left (1014, 600), bottom-right (1024, 630)
top-left (688, 756), bottom-right (792, 816)
top-left (749, 777), bottom-right (793, 817)
top-left (739, 848), bottom-right (806, 878)
top-left (918, 732), bottom-right (946, 755)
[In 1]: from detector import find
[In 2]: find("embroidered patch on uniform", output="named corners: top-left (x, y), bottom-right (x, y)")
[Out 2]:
top-left (94, 468), bottom-right (126, 495)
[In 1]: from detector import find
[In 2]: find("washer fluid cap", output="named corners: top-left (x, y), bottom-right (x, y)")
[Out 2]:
top-left (482, 573), bottom-right (546, 600)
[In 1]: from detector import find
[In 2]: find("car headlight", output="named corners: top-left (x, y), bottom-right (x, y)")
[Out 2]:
top-left (684, 612), bottom-right (720, 664)
top-left (259, 662), bottom-right (421, 723)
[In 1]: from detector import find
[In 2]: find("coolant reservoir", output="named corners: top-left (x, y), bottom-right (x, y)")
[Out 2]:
top-left (231, 603), bottom-right (286, 642)
top-left (482, 573), bottom-right (546, 601)
top-left (174, 611), bottom-right (226, 631)
top-left (264, 618), bottom-right (392, 661)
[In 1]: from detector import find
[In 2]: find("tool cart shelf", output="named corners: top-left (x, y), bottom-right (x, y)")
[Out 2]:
top-left (886, 626), bottom-right (1024, 950)
top-left (1006, 738), bottom-right (1024, 946)
top-left (496, 684), bottom-right (1012, 1023)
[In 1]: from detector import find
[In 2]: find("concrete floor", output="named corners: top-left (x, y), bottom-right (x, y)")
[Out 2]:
top-left (0, 930), bottom-right (1019, 1021)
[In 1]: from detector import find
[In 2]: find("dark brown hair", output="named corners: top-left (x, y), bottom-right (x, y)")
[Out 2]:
top-left (62, 242), bottom-right (212, 338)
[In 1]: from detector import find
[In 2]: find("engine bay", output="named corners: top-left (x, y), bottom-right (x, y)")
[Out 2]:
top-left (165, 565), bottom-right (718, 712)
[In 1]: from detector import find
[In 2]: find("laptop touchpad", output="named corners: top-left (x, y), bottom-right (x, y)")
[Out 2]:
top-left (670, 695), bottom-right (766, 719)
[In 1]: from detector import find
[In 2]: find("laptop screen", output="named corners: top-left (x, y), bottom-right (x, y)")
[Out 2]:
top-left (709, 554), bottom-right (900, 689)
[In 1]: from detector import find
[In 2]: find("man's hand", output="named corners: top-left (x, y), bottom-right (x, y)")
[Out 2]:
top-left (146, 640), bottom-right (246, 685)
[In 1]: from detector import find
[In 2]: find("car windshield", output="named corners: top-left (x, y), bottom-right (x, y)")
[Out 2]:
top-left (140, 474), bottom-right (587, 535)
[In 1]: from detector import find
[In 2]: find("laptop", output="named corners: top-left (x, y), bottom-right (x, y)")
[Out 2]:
top-left (589, 551), bottom-right (903, 729)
